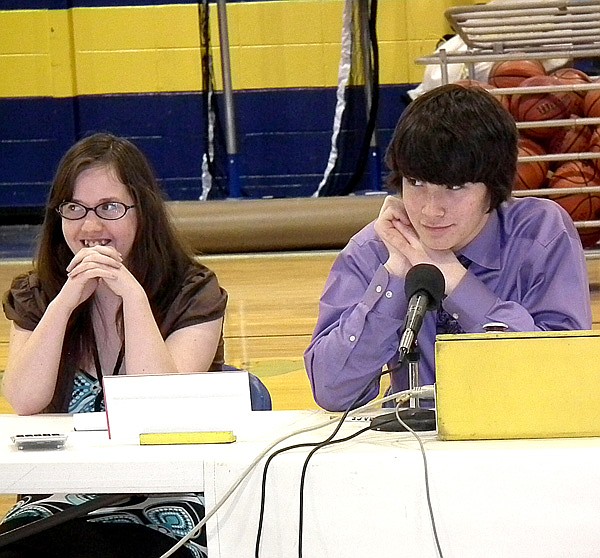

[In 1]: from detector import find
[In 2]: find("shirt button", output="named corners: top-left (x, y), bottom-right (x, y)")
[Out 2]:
top-left (452, 313), bottom-right (459, 319)
top-left (349, 335), bottom-right (356, 342)
top-left (385, 291), bottom-right (393, 298)
top-left (375, 285), bottom-right (382, 293)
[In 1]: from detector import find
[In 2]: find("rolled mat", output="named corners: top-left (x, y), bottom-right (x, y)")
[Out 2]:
top-left (168, 194), bottom-right (386, 254)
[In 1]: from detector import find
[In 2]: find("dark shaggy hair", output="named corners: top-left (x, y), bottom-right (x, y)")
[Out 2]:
top-left (385, 84), bottom-right (518, 210)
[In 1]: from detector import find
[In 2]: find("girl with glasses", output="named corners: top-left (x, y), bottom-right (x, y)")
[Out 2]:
top-left (1, 133), bottom-right (227, 557)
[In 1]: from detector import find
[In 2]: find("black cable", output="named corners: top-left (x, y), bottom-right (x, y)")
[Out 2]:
top-left (297, 422), bottom-right (378, 557)
top-left (254, 372), bottom-right (384, 558)
top-left (254, 420), bottom-right (377, 558)
top-left (254, 442), bottom-right (316, 557)
top-left (295, 421), bottom-right (379, 557)
top-left (296, 407), bottom-right (444, 558)
top-left (254, 337), bottom-right (412, 558)
top-left (343, 0), bottom-right (380, 194)
top-left (196, 0), bottom-right (228, 198)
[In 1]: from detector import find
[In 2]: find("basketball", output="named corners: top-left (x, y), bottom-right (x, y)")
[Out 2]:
top-left (515, 138), bottom-right (549, 190)
top-left (549, 160), bottom-right (600, 247)
top-left (454, 79), bottom-right (510, 111)
top-left (551, 68), bottom-right (592, 116)
top-left (520, 137), bottom-right (546, 155)
top-left (488, 59), bottom-right (546, 89)
top-left (551, 67), bottom-right (592, 83)
top-left (590, 126), bottom-right (600, 174)
top-left (584, 89), bottom-right (600, 118)
top-left (512, 76), bottom-right (576, 139)
top-left (546, 116), bottom-right (592, 155)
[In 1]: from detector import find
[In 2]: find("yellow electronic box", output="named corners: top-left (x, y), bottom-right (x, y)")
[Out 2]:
top-left (435, 330), bottom-right (600, 440)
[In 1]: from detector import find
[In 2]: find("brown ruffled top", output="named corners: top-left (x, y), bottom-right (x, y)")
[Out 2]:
top-left (2, 262), bottom-right (227, 369)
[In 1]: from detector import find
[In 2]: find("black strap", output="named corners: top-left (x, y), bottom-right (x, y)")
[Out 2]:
top-left (92, 341), bottom-right (125, 412)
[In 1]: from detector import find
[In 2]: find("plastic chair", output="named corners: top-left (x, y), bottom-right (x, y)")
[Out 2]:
top-left (221, 365), bottom-right (272, 411)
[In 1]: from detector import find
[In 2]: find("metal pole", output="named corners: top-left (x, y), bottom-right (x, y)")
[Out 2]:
top-left (407, 348), bottom-right (421, 409)
top-left (216, 0), bottom-right (242, 197)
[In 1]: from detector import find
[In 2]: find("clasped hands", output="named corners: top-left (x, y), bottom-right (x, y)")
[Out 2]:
top-left (60, 245), bottom-right (142, 310)
top-left (373, 195), bottom-right (467, 296)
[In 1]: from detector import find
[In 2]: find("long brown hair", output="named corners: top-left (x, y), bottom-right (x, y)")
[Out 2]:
top-left (37, 133), bottom-right (197, 411)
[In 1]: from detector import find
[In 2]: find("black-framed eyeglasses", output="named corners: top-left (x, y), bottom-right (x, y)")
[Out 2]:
top-left (56, 201), bottom-right (136, 221)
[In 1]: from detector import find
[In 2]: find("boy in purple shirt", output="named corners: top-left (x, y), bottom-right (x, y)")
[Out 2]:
top-left (305, 84), bottom-right (592, 412)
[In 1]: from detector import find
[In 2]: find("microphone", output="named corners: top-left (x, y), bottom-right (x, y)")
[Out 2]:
top-left (398, 263), bottom-right (445, 355)
top-left (371, 264), bottom-right (445, 433)
top-left (370, 264), bottom-right (445, 434)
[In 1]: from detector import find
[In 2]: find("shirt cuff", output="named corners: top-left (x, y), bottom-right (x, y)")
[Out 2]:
top-left (442, 271), bottom-right (497, 332)
top-left (362, 265), bottom-right (407, 318)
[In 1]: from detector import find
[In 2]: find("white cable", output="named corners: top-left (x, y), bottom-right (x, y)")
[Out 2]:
top-left (158, 414), bottom-right (339, 558)
top-left (393, 401), bottom-right (445, 558)
top-left (347, 384), bottom-right (435, 415)
top-left (159, 384), bottom-right (436, 557)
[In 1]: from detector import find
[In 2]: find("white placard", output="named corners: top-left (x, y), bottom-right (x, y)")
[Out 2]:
top-left (103, 371), bottom-right (252, 444)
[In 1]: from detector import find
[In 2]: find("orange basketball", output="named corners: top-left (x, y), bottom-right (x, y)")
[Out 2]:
top-left (551, 67), bottom-right (592, 83)
top-left (546, 116), bottom-right (592, 155)
top-left (551, 68), bottom-right (592, 116)
top-left (454, 79), bottom-right (510, 111)
top-left (519, 137), bottom-right (546, 155)
top-left (590, 126), bottom-right (600, 175)
top-left (515, 138), bottom-right (549, 190)
top-left (512, 76), bottom-right (575, 139)
top-left (488, 59), bottom-right (546, 89)
top-left (584, 89), bottom-right (600, 118)
top-left (549, 160), bottom-right (600, 247)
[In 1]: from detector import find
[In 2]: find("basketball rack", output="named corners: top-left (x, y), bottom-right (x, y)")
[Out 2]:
top-left (418, 0), bottom-right (600, 76)
top-left (415, 0), bottom-right (600, 257)
top-left (448, 0), bottom-right (600, 54)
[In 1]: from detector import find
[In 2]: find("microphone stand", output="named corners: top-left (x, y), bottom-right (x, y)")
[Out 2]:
top-left (408, 346), bottom-right (420, 409)
top-left (396, 343), bottom-right (436, 431)
top-left (371, 343), bottom-right (436, 432)
top-left (370, 263), bottom-right (445, 432)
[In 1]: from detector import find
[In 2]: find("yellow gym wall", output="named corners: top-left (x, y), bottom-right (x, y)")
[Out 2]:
top-left (0, 0), bottom-right (480, 99)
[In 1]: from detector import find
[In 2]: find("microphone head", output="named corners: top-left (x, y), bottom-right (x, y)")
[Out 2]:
top-left (404, 264), bottom-right (445, 310)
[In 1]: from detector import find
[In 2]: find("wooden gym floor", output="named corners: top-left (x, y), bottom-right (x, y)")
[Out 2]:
top-left (0, 252), bottom-right (339, 413)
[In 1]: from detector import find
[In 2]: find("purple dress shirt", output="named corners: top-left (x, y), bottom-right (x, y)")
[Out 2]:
top-left (304, 197), bottom-right (592, 411)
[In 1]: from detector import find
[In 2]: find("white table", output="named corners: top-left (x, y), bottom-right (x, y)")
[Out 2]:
top-left (2, 413), bottom-right (600, 558)
top-left (0, 411), bottom-right (323, 494)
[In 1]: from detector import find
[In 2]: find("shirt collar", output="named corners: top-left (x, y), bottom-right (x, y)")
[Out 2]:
top-left (458, 207), bottom-right (502, 270)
